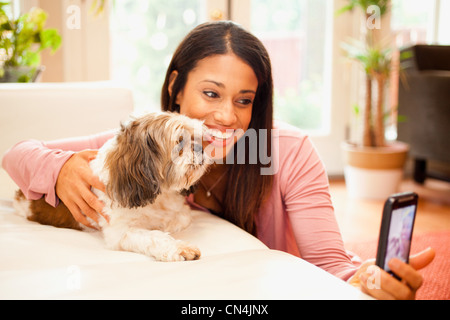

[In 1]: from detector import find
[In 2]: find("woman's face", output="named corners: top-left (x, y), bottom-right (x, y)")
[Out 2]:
top-left (169, 53), bottom-right (258, 160)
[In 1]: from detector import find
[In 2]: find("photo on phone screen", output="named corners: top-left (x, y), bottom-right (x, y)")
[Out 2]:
top-left (383, 204), bottom-right (416, 272)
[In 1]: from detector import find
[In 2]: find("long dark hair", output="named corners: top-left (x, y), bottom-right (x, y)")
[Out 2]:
top-left (161, 21), bottom-right (273, 236)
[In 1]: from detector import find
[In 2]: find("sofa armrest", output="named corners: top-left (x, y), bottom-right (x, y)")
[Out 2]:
top-left (0, 82), bottom-right (134, 199)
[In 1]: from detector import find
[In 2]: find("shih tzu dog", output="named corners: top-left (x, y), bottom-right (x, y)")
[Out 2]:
top-left (14, 112), bottom-right (211, 261)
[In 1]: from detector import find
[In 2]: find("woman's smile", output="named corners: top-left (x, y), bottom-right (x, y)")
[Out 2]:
top-left (169, 53), bottom-right (258, 160)
top-left (203, 125), bottom-right (242, 148)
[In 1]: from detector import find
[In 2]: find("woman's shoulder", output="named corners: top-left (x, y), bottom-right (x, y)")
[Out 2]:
top-left (272, 119), bottom-right (311, 150)
top-left (261, 120), bottom-right (320, 178)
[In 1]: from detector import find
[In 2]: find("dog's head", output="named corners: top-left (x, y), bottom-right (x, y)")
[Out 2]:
top-left (104, 112), bottom-right (211, 208)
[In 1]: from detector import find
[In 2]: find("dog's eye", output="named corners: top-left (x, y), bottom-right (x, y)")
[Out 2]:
top-left (176, 137), bottom-right (185, 156)
top-left (192, 142), bottom-right (203, 154)
top-left (177, 136), bottom-right (185, 147)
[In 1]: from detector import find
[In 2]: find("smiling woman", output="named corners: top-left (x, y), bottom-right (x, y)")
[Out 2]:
top-left (168, 54), bottom-right (257, 160)
top-left (161, 21), bottom-right (274, 234)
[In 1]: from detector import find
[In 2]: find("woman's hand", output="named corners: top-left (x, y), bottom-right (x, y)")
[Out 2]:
top-left (350, 247), bottom-right (435, 300)
top-left (55, 150), bottom-right (108, 229)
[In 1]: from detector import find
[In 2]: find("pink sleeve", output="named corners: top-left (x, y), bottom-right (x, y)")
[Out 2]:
top-left (1, 130), bottom-right (116, 207)
top-left (281, 136), bottom-right (360, 281)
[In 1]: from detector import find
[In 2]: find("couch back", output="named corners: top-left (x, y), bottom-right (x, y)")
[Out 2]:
top-left (411, 45), bottom-right (450, 71)
top-left (398, 46), bottom-right (450, 166)
top-left (0, 82), bottom-right (134, 199)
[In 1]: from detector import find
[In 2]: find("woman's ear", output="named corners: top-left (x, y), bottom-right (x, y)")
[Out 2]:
top-left (168, 70), bottom-right (178, 97)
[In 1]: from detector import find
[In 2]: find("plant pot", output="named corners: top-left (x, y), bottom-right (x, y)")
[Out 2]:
top-left (341, 141), bottom-right (409, 199)
top-left (0, 66), bottom-right (45, 83)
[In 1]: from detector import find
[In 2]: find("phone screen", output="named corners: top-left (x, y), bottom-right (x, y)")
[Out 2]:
top-left (383, 204), bottom-right (416, 272)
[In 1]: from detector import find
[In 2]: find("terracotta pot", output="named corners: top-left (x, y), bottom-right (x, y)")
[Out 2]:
top-left (341, 141), bottom-right (409, 199)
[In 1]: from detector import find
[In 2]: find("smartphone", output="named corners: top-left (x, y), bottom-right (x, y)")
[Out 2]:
top-left (375, 192), bottom-right (418, 279)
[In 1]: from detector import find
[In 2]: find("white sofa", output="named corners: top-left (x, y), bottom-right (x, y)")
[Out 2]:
top-left (0, 82), bottom-right (370, 300)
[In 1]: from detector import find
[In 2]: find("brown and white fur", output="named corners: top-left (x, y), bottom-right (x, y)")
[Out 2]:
top-left (14, 112), bottom-right (211, 261)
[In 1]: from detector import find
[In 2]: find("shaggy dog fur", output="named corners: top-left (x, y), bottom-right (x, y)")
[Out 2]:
top-left (14, 112), bottom-right (211, 261)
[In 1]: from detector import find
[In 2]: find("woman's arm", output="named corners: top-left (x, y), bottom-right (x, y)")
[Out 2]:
top-left (43, 130), bottom-right (116, 152)
top-left (2, 139), bottom-right (75, 206)
top-left (2, 130), bottom-right (116, 227)
top-left (281, 135), bottom-right (434, 299)
top-left (280, 136), bottom-right (359, 281)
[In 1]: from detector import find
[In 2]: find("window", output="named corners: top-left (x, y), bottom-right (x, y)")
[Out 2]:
top-left (110, 0), bottom-right (207, 113)
top-left (437, 0), bottom-right (450, 44)
top-left (250, 0), bottom-right (331, 133)
top-left (392, 0), bottom-right (450, 46)
top-left (391, 0), bottom-right (435, 46)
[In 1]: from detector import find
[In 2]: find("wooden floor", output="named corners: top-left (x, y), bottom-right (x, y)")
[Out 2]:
top-left (329, 178), bottom-right (450, 246)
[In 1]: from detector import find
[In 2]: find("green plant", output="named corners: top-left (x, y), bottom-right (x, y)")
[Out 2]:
top-left (338, 0), bottom-right (392, 147)
top-left (0, 1), bottom-right (61, 81)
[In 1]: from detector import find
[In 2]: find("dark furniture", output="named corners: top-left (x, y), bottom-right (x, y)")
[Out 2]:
top-left (397, 45), bottom-right (450, 183)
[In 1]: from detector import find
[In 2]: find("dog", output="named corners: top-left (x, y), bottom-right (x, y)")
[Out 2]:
top-left (14, 112), bottom-right (211, 261)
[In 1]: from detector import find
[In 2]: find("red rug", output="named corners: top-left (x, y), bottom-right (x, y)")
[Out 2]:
top-left (345, 230), bottom-right (450, 300)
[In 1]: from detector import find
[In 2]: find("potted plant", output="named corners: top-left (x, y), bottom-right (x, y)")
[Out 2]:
top-left (337, 0), bottom-right (409, 199)
top-left (0, 2), bottom-right (62, 82)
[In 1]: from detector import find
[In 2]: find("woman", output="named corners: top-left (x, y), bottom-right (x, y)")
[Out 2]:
top-left (2, 21), bottom-right (434, 299)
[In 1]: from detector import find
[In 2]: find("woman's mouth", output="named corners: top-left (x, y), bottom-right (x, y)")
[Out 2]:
top-left (204, 126), bottom-right (236, 147)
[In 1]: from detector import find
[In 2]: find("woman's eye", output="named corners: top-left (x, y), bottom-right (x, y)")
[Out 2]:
top-left (203, 91), bottom-right (218, 99)
top-left (237, 98), bottom-right (253, 106)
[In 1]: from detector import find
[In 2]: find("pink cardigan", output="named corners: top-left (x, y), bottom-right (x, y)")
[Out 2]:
top-left (2, 124), bottom-right (360, 281)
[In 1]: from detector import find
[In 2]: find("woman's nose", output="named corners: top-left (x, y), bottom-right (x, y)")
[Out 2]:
top-left (213, 100), bottom-right (237, 125)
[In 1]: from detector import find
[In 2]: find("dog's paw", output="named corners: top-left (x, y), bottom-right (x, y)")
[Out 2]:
top-left (177, 242), bottom-right (201, 261)
top-left (160, 241), bottom-right (201, 262)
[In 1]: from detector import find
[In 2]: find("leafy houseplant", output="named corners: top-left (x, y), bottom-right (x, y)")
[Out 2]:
top-left (0, 2), bottom-right (62, 82)
top-left (337, 0), bottom-right (409, 199)
top-left (338, 0), bottom-right (391, 147)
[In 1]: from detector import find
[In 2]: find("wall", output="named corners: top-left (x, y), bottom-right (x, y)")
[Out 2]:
top-left (23, 0), bottom-right (110, 82)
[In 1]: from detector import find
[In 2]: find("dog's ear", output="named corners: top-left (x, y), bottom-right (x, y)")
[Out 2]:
top-left (105, 125), bottom-right (162, 208)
